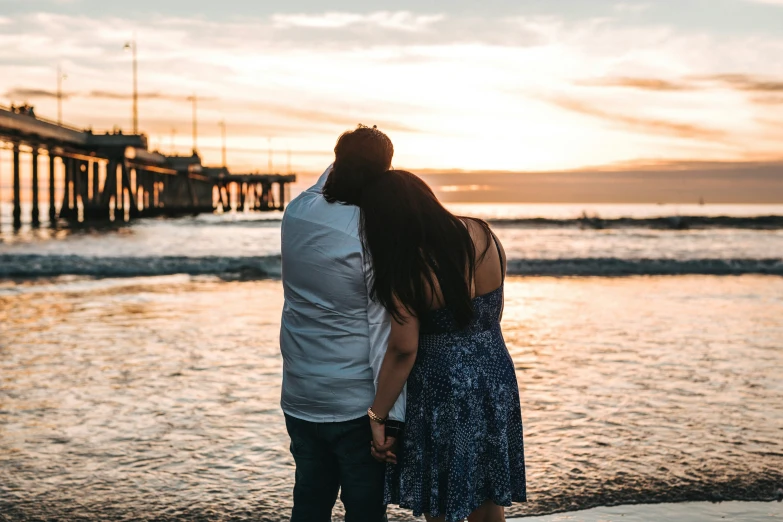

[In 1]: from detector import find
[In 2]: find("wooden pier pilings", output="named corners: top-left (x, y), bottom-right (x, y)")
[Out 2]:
top-left (0, 106), bottom-right (296, 229)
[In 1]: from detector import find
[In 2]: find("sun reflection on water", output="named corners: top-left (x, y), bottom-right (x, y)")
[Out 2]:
top-left (0, 275), bottom-right (781, 520)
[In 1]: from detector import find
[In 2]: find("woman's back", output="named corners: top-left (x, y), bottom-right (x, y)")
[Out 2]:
top-left (422, 219), bottom-right (506, 331)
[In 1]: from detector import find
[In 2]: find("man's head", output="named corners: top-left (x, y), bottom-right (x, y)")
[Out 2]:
top-left (323, 125), bottom-right (394, 205)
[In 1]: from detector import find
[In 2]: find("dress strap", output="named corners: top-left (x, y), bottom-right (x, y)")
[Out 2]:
top-left (490, 232), bottom-right (505, 282)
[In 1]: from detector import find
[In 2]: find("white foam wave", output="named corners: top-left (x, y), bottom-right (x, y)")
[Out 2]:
top-left (2, 254), bottom-right (782, 279)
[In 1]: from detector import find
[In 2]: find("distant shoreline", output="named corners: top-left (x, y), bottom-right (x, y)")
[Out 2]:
top-left (419, 165), bottom-right (783, 204)
top-left (275, 161), bottom-right (783, 204)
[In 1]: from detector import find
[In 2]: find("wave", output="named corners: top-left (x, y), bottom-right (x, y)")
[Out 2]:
top-left (486, 215), bottom-right (783, 229)
top-left (2, 254), bottom-right (782, 279)
top-left (6, 214), bottom-right (783, 231)
top-left (0, 254), bottom-right (282, 280)
top-left (172, 215), bottom-right (783, 230)
top-left (506, 257), bottom-right (783, 276)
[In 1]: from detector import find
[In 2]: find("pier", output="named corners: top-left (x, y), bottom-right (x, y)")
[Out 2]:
top-left (0, 105), bottom-right (296, 229)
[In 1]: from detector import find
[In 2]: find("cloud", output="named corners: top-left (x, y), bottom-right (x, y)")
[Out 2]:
top-left (271, 11), bottom-right (445, 32)
top-left (195, 145), bottom-right (332, 158)
top-left (247, 13), bottom-right (543, 48)
top-left (88, 107), bottom-right (418, 138)
top-left (697, 74), bottom-right (783, 92)
top-left (88, 90), bottom-right (198, 101)
top-left (4, 87), bottom-right (65, 99)
top-left (5, 84), bottom-right (421, 134)
top-left (2, 9), bottom-right (783, 171)
top-left (543, 95), bottom-right (727, 141)
top-left (244, 103), bottom-right (420, 134)
top-left (580, 74), bottom-right (783, 93)
top-left (613, 3), bottom-right (651, 13)
top-left (580, 76), bottom-right (692, 91)
top-left (438, 184), bottom-right (492, 193)
top-left (5, 87), bottom-right (211, 102)
top-left (751, 95), bottom-right (783, 104)
top-left (123, 118), bottom-right (332, 138)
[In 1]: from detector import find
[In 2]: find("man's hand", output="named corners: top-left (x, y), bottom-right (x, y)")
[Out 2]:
top-left (370, 437), bottom-right (397, 464)
top-left (369, 420), bottom-right (397, 464)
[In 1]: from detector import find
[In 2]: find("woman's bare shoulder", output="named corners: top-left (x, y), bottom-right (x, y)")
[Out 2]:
top-left (461, 217), bottom-right (493, 253)
top-left (461, 216), bottom-right (488, 237)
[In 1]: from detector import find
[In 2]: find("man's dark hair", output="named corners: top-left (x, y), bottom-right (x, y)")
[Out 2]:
top-left (323, 125), bottom-right (393, 206)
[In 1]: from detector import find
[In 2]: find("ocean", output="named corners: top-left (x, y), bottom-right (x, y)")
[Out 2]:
top-left (1, 201), bottom-right (782, 520)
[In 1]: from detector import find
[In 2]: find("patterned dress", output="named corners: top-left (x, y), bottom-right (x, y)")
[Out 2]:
top-left (385, 238), bottom-right (527, 521)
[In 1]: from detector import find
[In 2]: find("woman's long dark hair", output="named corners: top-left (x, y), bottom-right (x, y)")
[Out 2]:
top-left (360, 170), bottom-right (491, 328)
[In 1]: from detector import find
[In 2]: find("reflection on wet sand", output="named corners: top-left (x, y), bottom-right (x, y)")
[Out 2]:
top-left (0, 275), bottom-right (781, 520)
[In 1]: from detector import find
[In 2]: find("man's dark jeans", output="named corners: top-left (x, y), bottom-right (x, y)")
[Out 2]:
top-left (285, 414), bottom-right (387, 522)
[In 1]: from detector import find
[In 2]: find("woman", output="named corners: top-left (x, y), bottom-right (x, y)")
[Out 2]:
top-left (361, 170), bottom-right (526, 522)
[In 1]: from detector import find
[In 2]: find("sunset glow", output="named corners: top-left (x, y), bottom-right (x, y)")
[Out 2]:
top-left (1, 1), bottom-right (782, 174)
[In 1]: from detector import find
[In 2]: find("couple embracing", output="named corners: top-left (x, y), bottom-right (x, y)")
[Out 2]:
top-left (279, 126), bottom-right (526, 522)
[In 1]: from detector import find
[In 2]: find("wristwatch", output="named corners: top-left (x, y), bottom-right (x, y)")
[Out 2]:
top-left (385, 420), bottom-right (404, 439)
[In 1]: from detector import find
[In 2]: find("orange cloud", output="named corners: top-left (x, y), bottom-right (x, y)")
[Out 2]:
top-left (579, 74), bottom-right (783, 95)
top-left (5, 87), bottom-right (64, 99)
top-left (543, 96), bottom-right (727, 141)
top-left (88, 90), bottom-right (214, 101)
top-left (697, 74), bottom-right (783, 92)
top-left (5, 86), bottom-right (420, 134)
top-left (580, 76), bottom-right (692, 91)
top-left (751, 95), bottom-right (783, 105)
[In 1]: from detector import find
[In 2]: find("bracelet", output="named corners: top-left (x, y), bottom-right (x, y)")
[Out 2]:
top-left (367, 407), bottom-right (386, 424)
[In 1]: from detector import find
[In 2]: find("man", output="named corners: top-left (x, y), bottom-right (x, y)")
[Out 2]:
top-left (280, 125), bottom-right (405, 521)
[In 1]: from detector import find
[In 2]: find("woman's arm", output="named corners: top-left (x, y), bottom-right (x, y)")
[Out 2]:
top-left (372, 312), bottom-right (419, 418)
top-left (369, 307), bottom-right (419, 458)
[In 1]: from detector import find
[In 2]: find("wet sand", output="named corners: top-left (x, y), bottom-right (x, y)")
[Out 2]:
top-left (510, 501), bottom-right (782, 521)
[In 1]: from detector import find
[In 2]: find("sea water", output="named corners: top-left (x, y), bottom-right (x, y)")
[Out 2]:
top-left (1, 202), bottom-right (782, 520)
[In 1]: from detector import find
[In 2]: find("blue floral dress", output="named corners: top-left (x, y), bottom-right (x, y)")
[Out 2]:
top-left (385, 238), bottom-right (527, 521)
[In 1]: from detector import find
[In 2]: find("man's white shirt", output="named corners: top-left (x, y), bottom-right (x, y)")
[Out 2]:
top-left (279, 165), bottom-right (406, 422)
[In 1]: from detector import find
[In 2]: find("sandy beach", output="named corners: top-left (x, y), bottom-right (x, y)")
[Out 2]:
top-left (510, 501), bottom-right (782, 521)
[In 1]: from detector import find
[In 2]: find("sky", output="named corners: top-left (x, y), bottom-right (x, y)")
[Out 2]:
top-left (1, 0), bottom-right (783, 175)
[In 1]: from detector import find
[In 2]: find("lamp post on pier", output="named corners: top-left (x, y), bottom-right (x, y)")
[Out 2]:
top-left (218, 120), bottom-right (227, 168)
top-left (189, 94), bottom-right (198, 154)
top-left (123, 36), bottom-right (138, 134)
top-left (268, 137), bottom-right (273, 173)
top-left (56, 65), bottom-right (67, 125)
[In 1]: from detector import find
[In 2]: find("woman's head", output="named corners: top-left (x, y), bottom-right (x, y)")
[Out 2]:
top-left (360, 170), bottom-right (489, 328)
top-left (323, 125), bottom-right (394, 206)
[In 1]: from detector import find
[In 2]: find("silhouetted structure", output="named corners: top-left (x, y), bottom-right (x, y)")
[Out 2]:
top-left (0, 105), bottom-right (295, 229)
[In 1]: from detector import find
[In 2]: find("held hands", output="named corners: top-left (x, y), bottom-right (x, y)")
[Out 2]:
top-left (369, 419), bottom-right (398, 464)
